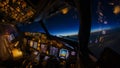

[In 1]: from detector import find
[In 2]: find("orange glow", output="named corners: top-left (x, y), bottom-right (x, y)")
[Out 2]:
top-left (12, 49), bottom-right (23, 58)
top-left (113, 5), bottom-right (120, 15)
top-left (61, 8), bottom-right (69, 14)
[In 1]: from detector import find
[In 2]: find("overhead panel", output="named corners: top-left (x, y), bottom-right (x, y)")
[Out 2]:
top-left (0, 0), bottom-right (35, 23)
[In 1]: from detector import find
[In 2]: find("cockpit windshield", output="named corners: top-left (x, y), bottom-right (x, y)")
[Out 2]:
top-left (44, 8), bottom-right (80, 41)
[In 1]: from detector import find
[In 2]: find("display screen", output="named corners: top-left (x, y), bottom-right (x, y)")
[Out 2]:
top-left (33, 42), bottom-right (38, 49)
top-left (8, 33), bottom-right (15, 42)
top-left (29, 40), bottom-right (34, 47)
top-left (50, 46), bottom-right (58, 56)
top-left (59, 49), bottom-right (69, 59)
top-left (41, 44), bottom-right (47, 53)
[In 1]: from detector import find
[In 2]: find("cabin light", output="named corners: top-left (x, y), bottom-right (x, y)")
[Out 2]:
top-left (61, 7), bottom-right (69, 14)
top-left (109, 2), bottom-right (114, 5)
top-left (113, 5), bottom-right (120, 15)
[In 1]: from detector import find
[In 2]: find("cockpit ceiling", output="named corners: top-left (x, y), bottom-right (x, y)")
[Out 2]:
top-left (0, 0), bottom-right (35, 23)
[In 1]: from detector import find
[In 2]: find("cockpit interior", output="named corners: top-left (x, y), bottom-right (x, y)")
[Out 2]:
top-left (0, 0), bottom-right (120, 68)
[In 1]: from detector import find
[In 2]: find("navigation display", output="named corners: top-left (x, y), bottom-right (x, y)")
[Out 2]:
top-left (59, 49), bottom-right (69, 59)
top-left (50, 46), bottom-right (58, 56)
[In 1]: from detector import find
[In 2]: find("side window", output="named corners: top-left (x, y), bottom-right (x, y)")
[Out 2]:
top-left (89, 0), bottom-right (120, 58)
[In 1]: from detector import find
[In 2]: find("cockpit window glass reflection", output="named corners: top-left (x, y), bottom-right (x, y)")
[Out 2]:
top-left (89, 0), bottom-right (120, 58)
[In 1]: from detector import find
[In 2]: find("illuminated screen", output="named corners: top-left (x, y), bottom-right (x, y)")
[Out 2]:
top-left (33, 42), bottom-right (38, 49)
top-left (59, 49), bottom-right (69, 59)
top-left (8, 34), bottom-right (15, 42)
top-left (50, 46), bottom-right (58, 56)
top-left (29, 40), bottom-right (33, 47)
top-left (41, 44), bottom-right (47, 53)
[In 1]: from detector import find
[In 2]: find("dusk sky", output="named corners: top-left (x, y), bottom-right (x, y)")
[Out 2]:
top-left (19, 0), bottom-right (120, 36)
top-left (44, 8), bottom-right (80, 36)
